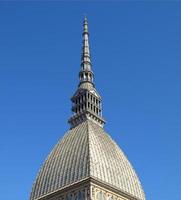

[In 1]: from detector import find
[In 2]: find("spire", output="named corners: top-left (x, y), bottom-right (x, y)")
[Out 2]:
top-left (79, 16), bottom-right (94, 86)
top-left (68, 17), bottom-right (105, 129)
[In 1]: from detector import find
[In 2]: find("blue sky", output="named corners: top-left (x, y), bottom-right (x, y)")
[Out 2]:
top-left (0, 2), bottom-right (181, 200)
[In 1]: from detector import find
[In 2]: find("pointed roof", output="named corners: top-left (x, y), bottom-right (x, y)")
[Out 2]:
top-left (30, 17), bottom-right (145, 200)
top-left (30, 120), bottom-right (145, 200)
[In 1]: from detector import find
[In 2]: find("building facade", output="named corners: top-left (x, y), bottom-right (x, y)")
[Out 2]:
top-left (30, 17), bottom-right (145, 200)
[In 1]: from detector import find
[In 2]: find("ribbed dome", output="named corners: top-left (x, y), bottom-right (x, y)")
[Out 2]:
top-left (30, 120), bottom-right (145, 200)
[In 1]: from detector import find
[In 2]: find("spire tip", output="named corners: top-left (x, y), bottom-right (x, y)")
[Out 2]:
top-left (83, 14), bottom-right (88, 24)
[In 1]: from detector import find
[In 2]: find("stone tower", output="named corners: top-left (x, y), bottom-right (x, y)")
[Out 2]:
top-left (30, 17), bottom-right (145, 200)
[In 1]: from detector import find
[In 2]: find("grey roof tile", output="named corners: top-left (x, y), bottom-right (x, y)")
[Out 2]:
top-left (30, 120), bottom-right (145, 200)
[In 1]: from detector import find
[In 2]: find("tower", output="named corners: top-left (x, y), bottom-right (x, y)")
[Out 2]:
top-left (68, 17), bottom-right (105, 129)
top-left (30, 17), bottom-right (145, 200)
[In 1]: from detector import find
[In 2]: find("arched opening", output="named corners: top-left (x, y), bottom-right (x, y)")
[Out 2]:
top-left (85, 73), bottom-right (88, 80)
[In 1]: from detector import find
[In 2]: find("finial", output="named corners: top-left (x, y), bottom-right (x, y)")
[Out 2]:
top-left (83, 15), bottom-right (89, 35)
top-left (83, 13), bottom-right (87, 20)
top-left (84, 15), bottom-right (88, 24)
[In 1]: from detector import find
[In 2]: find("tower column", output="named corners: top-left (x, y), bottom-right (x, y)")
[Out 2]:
top-left (68, 17), bottom-right (105, 129)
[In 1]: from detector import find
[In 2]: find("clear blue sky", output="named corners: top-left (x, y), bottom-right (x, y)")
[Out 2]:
top-left (0, 2), bottom-right (181, 200)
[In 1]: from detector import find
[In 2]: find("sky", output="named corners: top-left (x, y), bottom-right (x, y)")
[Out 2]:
top-left (0, 2), bottom-right (181, 200)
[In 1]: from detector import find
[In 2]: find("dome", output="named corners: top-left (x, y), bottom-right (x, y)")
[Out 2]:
top-left (30, 120), bottom-right (145, 200)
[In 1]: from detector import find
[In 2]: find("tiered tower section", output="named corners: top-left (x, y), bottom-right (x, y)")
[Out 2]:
top-left (68, 17), bottom-right (105, 128)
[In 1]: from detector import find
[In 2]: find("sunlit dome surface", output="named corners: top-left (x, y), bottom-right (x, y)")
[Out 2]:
top-left (30, 120), bottom-right (145, 200)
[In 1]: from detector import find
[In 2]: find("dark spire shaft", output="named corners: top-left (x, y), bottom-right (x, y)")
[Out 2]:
top-left (79, 17), bottom-right (94, 86)
top-left (81, 17), bottom-right (91, 70)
